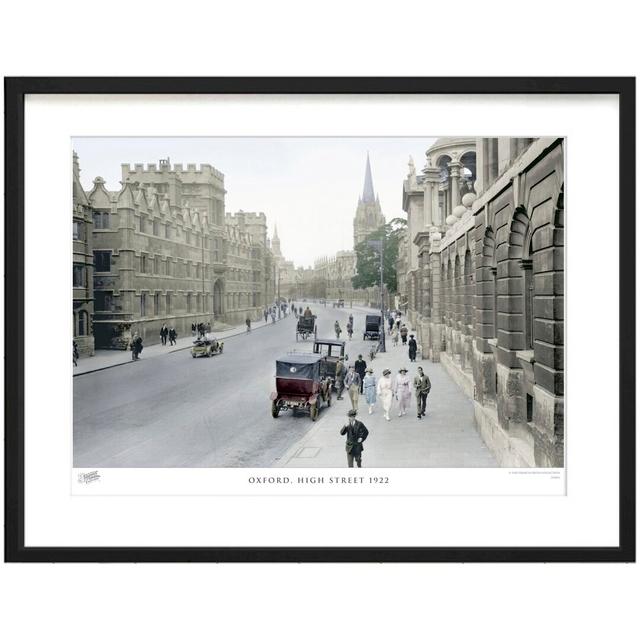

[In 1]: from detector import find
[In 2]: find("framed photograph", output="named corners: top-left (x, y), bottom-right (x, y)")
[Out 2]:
top-left (4, 77), bottom-right (635, 562)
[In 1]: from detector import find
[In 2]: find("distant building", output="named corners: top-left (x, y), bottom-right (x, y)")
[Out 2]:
top-left (72, 152), bottom-right (95, 356)
top-left (353, 153), bottom-right (385, 247)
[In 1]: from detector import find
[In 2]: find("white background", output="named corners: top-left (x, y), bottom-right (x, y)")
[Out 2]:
top-left (1, 2), bottom-right (638, 640)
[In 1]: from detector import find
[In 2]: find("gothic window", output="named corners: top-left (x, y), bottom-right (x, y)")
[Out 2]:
top-left (165, 224), bottom-right (170, 239)
top-left (78, 311), bottom-right (88, 336)
top-left (140, 254), bottom-right (147, 273)
top-left (94, 251), bottom-right (111, 273)
top-left (73, 220), bottom-right (85, 241)
top-left (165, 259), bottom-right (171, 276)
top-left (166, 293), bottom-right (172, 315)
top-left (93, 211), bottom-right (110, 230)
top-left (186, 229), bottom-right (191, 244)
top-left (186, 293), bottom-right (192, 313)
top-left (95, 291), bottom-right (114, 312)
top-left (154, 293), bottom-right (160, 316)
top-left (138, 216), bottom-right (145, 233)
top-left (73, 264), bottom-right (86, 288)
top-left (140, 293), bottom-right (147, 317)
top-left (153, 220), bottom-right (159, 236)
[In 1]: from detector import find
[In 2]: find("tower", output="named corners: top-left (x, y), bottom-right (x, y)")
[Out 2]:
top-left (353, 152), bottom-right (385, 247)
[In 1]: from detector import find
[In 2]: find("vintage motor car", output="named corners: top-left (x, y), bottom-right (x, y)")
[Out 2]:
top-left (312, 338), bottom-right (347, 390)
top-left (270, 353), bottom-right (331, 421)
top-left (332, 298), bottom-right (345, 308)
top-left (295, 314), bottom-right (317, 341)
top-left (191, 336), bottom-right (224, 358)
top-left (363, 314), bottom-right (382, 341)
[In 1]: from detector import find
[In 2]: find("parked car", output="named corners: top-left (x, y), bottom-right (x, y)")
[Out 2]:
top-left (270, 353), bottom-right (331, 421)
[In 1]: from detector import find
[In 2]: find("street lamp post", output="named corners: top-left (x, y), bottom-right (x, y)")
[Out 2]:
top-left (367, 238), bottom-right (386, 353)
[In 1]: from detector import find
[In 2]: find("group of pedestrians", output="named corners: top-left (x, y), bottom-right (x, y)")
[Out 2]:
top-left (160, 323), bottom-right (178, 346)
top-left (333, 352), bottom-right (431, 421)
top-left (338, 365), bottom-right (431, 467)
top-left (191, 322), bottom-right (211, 338)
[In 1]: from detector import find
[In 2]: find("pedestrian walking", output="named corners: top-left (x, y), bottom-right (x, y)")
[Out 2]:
top-left (346, 320), bottom-right (353, 340)
top-left (413, 366), bottom-right (431, 419)
top-left (400, 324), bottom-right (408, 345)
top-left (334, 321), bottom-right (342, 340)
top-left (168, 326), bottom-right (177, 346)
top-left (191, 322), bottom-right (196, 337)
top-left (363, 368), bottom-right (377, 414)
top-left (263, 308), bottom-right (268, 323)
top-left (245, 315), bottom-right (252, 332)
top-left (344, 365), bottom-right (361, 411)
top-left (334, 356), bottom-right (346, 400)
top-left (354, 354), bottom-right (367, 393)
top-left (408, 334), bottom-right (418, 362)
top-left (377, 368), bottom-right (393, 421)
top-left (160, 323), bottom-right (168, 345)
top-left (393, 367), bottom-right (412, 416)
top-left (388, 314), bottom-right (394, 334)
top-left (73, 340), bottom-right (79, 367)
top-left (391, 325), bottom-right (399, 346)
top-left (130, 332), bottom-right (143, 360)
top-left (340, 409), bottom-right (369, 468)
top-left (271, 309), bottom-right (276, 323)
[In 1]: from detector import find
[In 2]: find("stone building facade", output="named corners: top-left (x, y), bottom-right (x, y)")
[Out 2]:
top-left (401, 137), bottom-right (564, 468)
top-left (224, 210), bottom-right (274, 323)
top-left (76, 158), bottom-right (278, 350)
top-left (72, 152), bottom-right (95, 356)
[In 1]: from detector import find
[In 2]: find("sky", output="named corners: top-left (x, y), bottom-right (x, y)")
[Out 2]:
top-left (73, 137), bottom-right (436, 268)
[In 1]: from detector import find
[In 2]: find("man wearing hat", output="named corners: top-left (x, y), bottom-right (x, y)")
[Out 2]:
top-left (413, 366), bottom-right (432, 419)
top-left (354, 354), bottom-right (367, 393)
top-left (340, 409), bottom-right (369, 468)
top-left (408, 334), bottom-right (418, 362)
top-left (344, 365), bottom-right (361, 411)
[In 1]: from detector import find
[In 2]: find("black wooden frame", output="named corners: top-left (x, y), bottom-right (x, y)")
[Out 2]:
top-left (4, 77), bottom-right (636, 562)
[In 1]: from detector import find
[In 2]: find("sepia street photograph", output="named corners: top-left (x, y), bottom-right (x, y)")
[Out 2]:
top-left (72, 136), bottom-right (565, 469)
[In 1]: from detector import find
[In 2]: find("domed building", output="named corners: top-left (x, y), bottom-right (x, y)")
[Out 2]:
top-left (400, 136), bottom-right (565, 468)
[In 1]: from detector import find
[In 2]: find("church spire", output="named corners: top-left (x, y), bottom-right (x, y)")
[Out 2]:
top-left (362, 152), bottom-right (375, 203)
top-left (273, 223), bottom-right (279, 240)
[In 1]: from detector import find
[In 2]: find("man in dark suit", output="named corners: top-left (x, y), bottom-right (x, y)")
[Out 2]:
top-left (354, 354), bottom-right (367, 393)
top-left (340, 409), bottom-right (369, 468)
top-left (413, 366), bottom-right (432, 419)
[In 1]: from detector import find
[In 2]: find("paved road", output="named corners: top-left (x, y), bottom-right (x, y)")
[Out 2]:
top-left (74, 303), bottom-right (378, 467)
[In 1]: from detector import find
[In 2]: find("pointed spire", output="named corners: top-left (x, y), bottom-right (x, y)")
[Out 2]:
top-left (362, 152), bottom-right (375, 203)
top-left (273, 223), bottom-right (279, 240)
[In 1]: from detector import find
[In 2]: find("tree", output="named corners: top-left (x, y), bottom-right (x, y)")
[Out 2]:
top-left (352, 218), bottom-right (407, 293)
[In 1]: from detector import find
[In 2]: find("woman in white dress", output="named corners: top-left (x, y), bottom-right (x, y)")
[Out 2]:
top-left (376, 368), bottom-right (394, 421)
top-left (393, 367), bottom-right (412, 417)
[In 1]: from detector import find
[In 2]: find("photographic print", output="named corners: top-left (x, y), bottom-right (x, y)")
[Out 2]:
top-left (72, 135), bottom-right (564, 472)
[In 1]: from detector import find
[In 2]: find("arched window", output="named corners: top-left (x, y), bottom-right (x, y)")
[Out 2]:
top-left (78, 311), bottom-right (88, 336)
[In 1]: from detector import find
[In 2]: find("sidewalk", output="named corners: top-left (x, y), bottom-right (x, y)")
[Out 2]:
top-left (73, 313), bottom-right (291, 376)
top-left (275, 326), bottom-right (498, 468)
